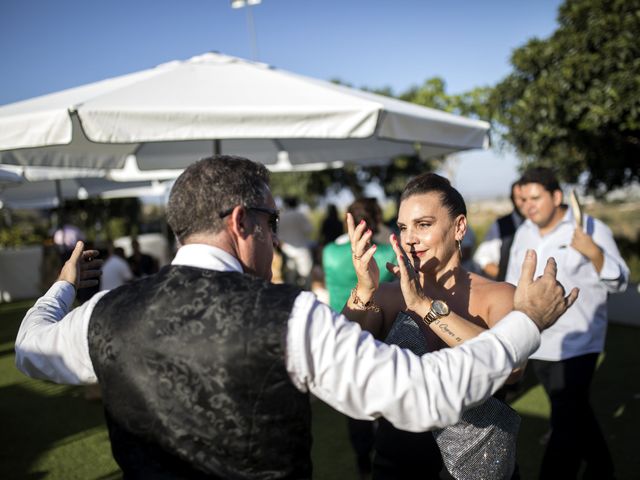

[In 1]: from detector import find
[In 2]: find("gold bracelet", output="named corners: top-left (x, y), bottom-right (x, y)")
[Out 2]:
top-left (350, 286), bottom-right (381, 312)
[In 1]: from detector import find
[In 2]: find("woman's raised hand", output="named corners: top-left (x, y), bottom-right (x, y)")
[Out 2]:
top-left (388, 233), bottom-right (427, 312)
top-left (346, 213), bottom-right (379, 293)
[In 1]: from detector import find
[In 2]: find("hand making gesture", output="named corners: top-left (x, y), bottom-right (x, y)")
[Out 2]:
top-left (346, 212), bottom-right (380, 296)
top-left (513, 250), bottom-right (579, 331)
top-left (58, 241), bottom-right (103, 290)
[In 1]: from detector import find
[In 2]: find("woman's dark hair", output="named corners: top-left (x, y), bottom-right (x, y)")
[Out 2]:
top-left (400, 172), bottom-right (466, 218)
top-left (348, 198), bottom-right (382, 235)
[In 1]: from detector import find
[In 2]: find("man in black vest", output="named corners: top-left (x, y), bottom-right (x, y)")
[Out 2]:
top-left (16, 155), bottom-right (577, 479)
top-left (474, 180), bottom-right (526, 281)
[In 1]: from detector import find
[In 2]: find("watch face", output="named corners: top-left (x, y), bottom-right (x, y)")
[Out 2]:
top-left (432, 300), bottom-right (450, 316)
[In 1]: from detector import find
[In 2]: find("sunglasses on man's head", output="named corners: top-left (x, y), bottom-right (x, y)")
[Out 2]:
top-left (219, 205), bottom-right (280, 235)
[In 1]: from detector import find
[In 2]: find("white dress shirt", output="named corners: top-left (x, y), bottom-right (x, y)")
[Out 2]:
top-left (474, 211), bottom-right (523, 270)
top-left (16, 244), bottom-right (542, 432)
top-left (100, 255), bottom-right (133, 291)
top-left (506, 209), bottom-right (629, 361)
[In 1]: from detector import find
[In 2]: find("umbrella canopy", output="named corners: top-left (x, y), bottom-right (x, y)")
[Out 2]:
top-left (0, 167), bottom-right (24, 185)
top-left (0, 52), bottom-right (489, 172)
top-left (0, 177), bottom-right (167, 210)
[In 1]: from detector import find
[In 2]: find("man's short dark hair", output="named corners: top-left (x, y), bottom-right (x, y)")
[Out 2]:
top-left (400, 172), bottom-right (466, 218)
top-left (519, 167), bottom-right (561, 193)
top-left (167, 155), bottom-right (270, 242)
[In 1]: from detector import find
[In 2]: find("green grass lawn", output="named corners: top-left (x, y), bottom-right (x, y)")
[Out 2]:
top-left (2, 300), bottom-right (639, 479)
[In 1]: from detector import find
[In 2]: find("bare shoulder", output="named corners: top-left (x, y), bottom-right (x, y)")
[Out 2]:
top-left (471, 273), bottom-right (515, 295)
top-left (469, 273), bottom-right (515, 326)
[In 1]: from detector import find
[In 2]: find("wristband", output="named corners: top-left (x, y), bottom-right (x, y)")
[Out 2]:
top-left (350, 286), bottom-right (381, 312)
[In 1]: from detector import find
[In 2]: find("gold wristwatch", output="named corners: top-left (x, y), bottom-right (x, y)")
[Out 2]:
top-left (422, 299), bottom-right (450, 326)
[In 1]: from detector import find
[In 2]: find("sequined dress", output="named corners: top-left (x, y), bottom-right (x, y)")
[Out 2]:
top-left (383, 311), bottom-right (520, 480)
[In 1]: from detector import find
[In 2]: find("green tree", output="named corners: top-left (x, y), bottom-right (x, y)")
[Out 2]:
top-left (492, 0), bottom-right (640, 191)
top-left (400, 77), bottom-right (493, 121)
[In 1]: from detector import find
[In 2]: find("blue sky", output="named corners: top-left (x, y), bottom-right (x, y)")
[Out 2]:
top-left (0, 0), bottom-right (563, 199)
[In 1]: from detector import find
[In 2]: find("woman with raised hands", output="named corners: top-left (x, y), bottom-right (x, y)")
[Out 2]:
top-left (341, 172), bottom-right (521, 480)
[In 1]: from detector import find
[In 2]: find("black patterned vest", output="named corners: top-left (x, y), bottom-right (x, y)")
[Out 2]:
top-left (88, 266), bottom-right (310, 479)
top-left (497, 213), bottom-right (519, 282)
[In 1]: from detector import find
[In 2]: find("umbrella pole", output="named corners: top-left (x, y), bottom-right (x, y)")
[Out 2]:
top-left (213, 140), bottom-right (221, 155)
top-left (55, 179), bottom-right (63, 229)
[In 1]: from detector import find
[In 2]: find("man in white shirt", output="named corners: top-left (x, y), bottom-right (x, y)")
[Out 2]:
top-left (474, 181), bottom-right (525, 281)
top-left (16, 156), bottom-right (577, 479)
top-left (278, 196), bottom-right (314, 285)
top-left (506, 167), bottom-right (628, 480)
top-left (100, 246), bottom-right (133, 291)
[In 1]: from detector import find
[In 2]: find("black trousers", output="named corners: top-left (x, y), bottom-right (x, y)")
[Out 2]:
top-left (347, 417), bottom-right (375, 475)
top-left (531, 354), bottom-right (615, 480)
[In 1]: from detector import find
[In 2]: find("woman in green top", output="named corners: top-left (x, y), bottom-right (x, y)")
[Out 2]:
top-left (321, 197), bottom-right (397, 478)
top-left (323, 198), bottom-right (397, 312)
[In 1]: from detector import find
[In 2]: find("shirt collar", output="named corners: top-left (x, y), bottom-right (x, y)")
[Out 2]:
top-left (523, 206), bottom-right (573, 235)
top-left (171, 244), bottom-right (243, 273)
top-left (511, 211), bottom-right (524, 228)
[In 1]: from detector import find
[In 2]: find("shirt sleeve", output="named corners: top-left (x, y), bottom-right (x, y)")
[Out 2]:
top-left (15, 282), bottom-right (107, 384)
top-left (591, 218), bottom-right (629, 293)
top-left (473, 221), bottom-right (501, 268)
top-left (504, 229), bottom-right (525, 286)
top-left (285, 291), bottom-right (540, 432)
top-left (473, 238), bottom-right (502, 268)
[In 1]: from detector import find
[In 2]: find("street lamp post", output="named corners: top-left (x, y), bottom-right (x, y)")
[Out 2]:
top-left (230, 0), bottom-right (261, 61)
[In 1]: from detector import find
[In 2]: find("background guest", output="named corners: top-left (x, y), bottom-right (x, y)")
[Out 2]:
top-left (278, 196), bottom-right (314, 286)
top-left (128, 238), bottom-right (159, 278)
top-left (100, 246), bottom-right (133, 291)
top-left (506, 166), bottom-right (629, 480)
top-left (322, 197), bottom-right (397, 479)
top-left (474, 181), bottom-right (525, 281)
top-left (319, 203), bottom-right (344, 246)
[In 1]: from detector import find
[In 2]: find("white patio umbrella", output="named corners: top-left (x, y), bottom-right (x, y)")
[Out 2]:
top-left (0, 167), bottom-right (24, 185)
top-left (0, 52), bottom-right (489, 172)
top-left (0, 177), bottom-right (168, 210)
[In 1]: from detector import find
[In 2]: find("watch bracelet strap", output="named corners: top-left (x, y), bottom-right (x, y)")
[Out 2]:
top-left (422, 300), bottom-right (438, 326)
top-left (422, 310), bottom-right (437, 326)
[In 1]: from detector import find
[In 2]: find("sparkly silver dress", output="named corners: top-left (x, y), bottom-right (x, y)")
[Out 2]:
top-left (385, 312), bottom-right (520, 480)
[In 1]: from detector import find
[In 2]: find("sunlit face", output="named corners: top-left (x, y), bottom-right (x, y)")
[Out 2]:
top-left (397, 192), bottom-right (464, 273)
top-left (520, 183), bottom-right (562, 229)
top-left (242, 190), bottom-right (279, 281)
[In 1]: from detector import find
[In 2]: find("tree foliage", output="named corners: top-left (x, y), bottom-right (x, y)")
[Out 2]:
top-left (400, 78), bottom-right (493, 121)
top-left (492, 0), bottom-right (640, 191)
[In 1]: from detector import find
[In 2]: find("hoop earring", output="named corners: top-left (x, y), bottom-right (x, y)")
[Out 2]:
top-left (457, 239), bottom-right (462, 258)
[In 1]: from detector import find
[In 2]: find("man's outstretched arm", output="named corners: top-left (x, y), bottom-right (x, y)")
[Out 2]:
top-left (287, 250), bottom-right (578, 432)
top-left (15, 242), bottom-right (105, 384)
